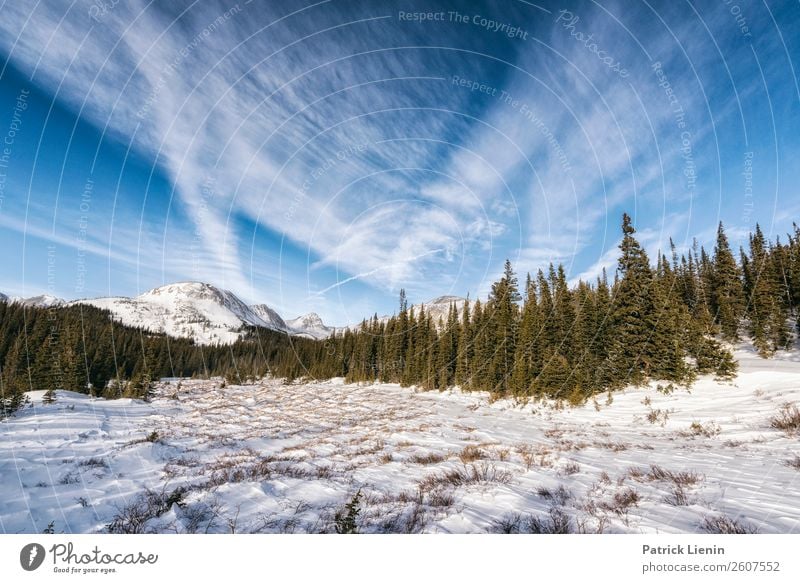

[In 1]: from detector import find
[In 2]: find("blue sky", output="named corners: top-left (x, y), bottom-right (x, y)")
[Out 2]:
top-left (0, 0), bottom-right (798, 325)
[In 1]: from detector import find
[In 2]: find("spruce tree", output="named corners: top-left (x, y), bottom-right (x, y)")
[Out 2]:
top-left (608, 214), bottom-right (655, 386)
top-left (710, 222), bottom-right (744, 341)
top-left (486, 260), bottom-right (520, 395)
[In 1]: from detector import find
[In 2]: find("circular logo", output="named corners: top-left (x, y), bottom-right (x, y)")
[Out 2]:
top-left (19, 543), bottom-right (46, 571)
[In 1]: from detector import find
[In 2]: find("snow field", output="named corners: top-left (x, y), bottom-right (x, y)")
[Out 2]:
top-left (1, 348), bottom-right (798, 534)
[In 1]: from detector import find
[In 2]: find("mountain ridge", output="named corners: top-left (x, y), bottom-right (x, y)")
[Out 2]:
top-left (1, 282), bottom-right (469, 344)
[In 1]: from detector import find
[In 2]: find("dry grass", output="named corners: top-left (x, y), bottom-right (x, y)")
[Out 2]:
top-left (418, 463), bottom-right (513, 491)
top-left (560, 461), bottom-right (581, 476)
top-left (536, 485), bottom-right (572, 506)
top-left (638, 465), bottom-right (703, 486)
top-left (680, 421), bottom-right (721, 438)
top-left (784, 455), bottom-right (800, 470)
top-left (458, 445), bottom-right (486, 463)
top-left (492, 508), bottom-right (574, 534)
top-left (646, 408), bottom-right (670, 426)
top-left (408, 452), bottom-right (446, 465)
top-left (770, 404), bottom-right (800, 434)
top-left (701, 514), bottom-right (759, 534)
top-left (664, 484), bottom-right (690, 506)
top-left (603, 488), bottom-right (640, 513)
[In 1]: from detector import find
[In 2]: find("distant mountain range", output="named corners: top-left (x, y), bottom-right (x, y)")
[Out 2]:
top-left (1, 282), bottom-right (467, 345)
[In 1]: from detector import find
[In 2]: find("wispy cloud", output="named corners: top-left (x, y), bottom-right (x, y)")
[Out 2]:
top-left (1, 0), bottom-right (796, 323)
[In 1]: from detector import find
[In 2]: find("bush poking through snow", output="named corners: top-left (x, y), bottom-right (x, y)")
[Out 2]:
top-left (334, 490), bottom-right (361, 534)
top-left (641, 465), bottom-right (702, 486)
top-left (492, 508), bottom-right (574, 534)
top-left (561, 461), bottom-right (581, 475)
top-left (700, 514), bottom-right (759, 534)
top-left (681, 421), bottom-right (722, 438)
top-left (770, 404), bottom-right (800, 434)
top-left (78, 457), bottom-right (108, 469)
top-left (536, 485), bottom-right (572, 506)
top-left (785, 455), bottom-right (800, 470)
top-left (417, 463), bottom-right (512, 491)
top-left (664, 484), bottom-right (690, 506)
top-left (458, 445), bottom-right (485, 463)
top-left (600, 488), bottom-right (640, 515)
top-left (408, 452), bottom-right (445, 465)
top-left (646, 408), bottom-right (670, 426)
top-left (106, 486), bottom-right (187, 533)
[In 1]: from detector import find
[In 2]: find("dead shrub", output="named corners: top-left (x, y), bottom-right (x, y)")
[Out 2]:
top-left (700, 515), bottom-right (759, 534)
top-left (646, 408), bottom-right (670, 426)
top-left (560, 461), bottom-right (581, 476)
top-left (770, 404), bottom-right (800, 434)
top-left (536, 485), bottom-right (571, 506)
top-left (409, 452), bottom-right (445, 465)
top-left (681, 421), bottom-right (721, 438)
top-left (643, 465), bottom-right (702, 486)
top-left (785, 455), bottom-right (800, 470)
top-left (106, 486), bottom-right (187, 533)
top-left (458, 445), bottom-right (486, 463)
top-left (664, 484), bottom-right (689, 506)
top-left (78, 458), bottom-right (108, 469)
top-left (603, 488), bottom-right (640, 514)
top-left (492, 508), bottom-right (574, 534)
top-left (418, 462), bottom-right (512, 491)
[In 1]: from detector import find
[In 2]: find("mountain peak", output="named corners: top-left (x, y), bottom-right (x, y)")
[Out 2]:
top-left (425, 295), bottom-right (467, 305)
top-left (286, 312), bottom-right (333, 339)
top-left (138, 281), bottom-right (229, 300)
top-left (74, 281), bottom-right (289, 344)
top-left (4, 293), bottom-right (65, 308)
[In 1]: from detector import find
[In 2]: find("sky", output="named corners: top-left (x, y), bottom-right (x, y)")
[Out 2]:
top-left (0, 0), bottom-right (798, 325)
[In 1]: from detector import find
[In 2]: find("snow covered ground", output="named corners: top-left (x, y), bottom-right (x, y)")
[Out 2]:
top-left (1, 347), bottom-right (798, 534)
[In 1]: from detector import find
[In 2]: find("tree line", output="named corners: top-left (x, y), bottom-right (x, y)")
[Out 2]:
top-left (1, 214), bottom-right (798, 415)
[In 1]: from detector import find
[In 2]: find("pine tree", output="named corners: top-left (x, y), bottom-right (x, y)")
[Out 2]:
top-left (710, 222), bottom-right (744, 341)
top-left (454, 298), bottom-right (471, 387)
top-left (746, 225), bottom-right (790, 355)
top-left (486, 260), bottom-right (521, 395)
top-left (650, 253), bottom-right (691, 383)
top-left (608, 214), bottom-right (655, 386)
top-left (511, 276), bottom-right (539, 398)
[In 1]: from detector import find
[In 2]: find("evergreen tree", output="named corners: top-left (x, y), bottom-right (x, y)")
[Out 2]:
top-left (608, 214), bottom-right (656, 385)
top-left (485, 260), bottom-right (521, 395)
top-left (710, 222), bottom-right (744, 341)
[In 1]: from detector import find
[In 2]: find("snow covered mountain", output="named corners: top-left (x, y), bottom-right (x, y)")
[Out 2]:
top-left (1, 283), bottom-right (465, 343)
top-left (249, 303), bottom-right (292, 332)
top-left (369, 295), bottom-right (468, 329)
top-left (416, 295), bottom-right (468, 326)
top-left (0, 293), bottom-right (65, 308)
top-left (74, 282), bottom-right (290, 345)
top-left (286, 312), bottom-right (335, 340)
